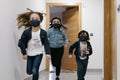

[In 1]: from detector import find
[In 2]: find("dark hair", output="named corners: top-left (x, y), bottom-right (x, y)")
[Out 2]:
top-left (78, 30), bottom-right (90, 40)
top-left (50, 17), bottom-right (61, 25)
top-left (50, 17), bottom-right (67, 29)
top-left (17, 9), bottom-right (44, 29)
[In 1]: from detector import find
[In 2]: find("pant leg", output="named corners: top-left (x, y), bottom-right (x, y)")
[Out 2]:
top-left (82, 59), bottom-right (88, 79)
top-left (27, 56), bottom-right (34, 75)
top-left (32, 54), bottom-right (43, 80)
top-left (55, 47), bottom-right (64, 76)
top-left (76, 57), bottom-right (88, 80)
top-left (50, 48), bottom-right (57, 67)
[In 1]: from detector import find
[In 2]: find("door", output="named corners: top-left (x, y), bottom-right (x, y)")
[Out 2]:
top-left (62, 7), bottom-right (80, 70)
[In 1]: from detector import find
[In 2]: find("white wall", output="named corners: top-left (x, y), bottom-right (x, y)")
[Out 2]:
top-left (0, 0), bottom-right (46, 80)
top-left (82, 0), bottom-right (104, 69)
top-left (0, 1), bottom-right (16, 80)
top-left (117, 0), bottom-right (120, 80)
top-left (47, 0), bottom-right (104, 69)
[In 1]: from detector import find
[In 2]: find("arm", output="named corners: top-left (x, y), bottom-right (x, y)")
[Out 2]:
top-left (62, 30), bottom-right (68, 45)
top-left (86, 42), bottom-right (93, 56)
top-left (69, 41), bottom-right (77, 55)
top-left (43, 31), bottom-right (51, 55)
top-left (18, 30), bottom-right (27, 55)
top-left (68, 41), bottom-right (77, 58)
top-left (61, 30), bottom-right (68, 50)
top-left (47, 29), bottom-right (50, 39)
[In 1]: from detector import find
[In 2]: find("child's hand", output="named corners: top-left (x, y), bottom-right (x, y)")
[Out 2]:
top-left (68, 55), bottom-right (73, 58)
top-left (86, 50), bottom-right (90, 55)
top-left (64, 44), bottom-right (67, 49)
top-left (23, 54), bottom-right (27, 60)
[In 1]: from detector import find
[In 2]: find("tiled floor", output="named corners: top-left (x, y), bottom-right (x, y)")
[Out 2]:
top-left (25, 69), bottom-right (103, 80)
top-left (37, 69), bottom-right (103, 80)
top-left (25, 62), bottom-right (103, 80)
top-left (25, 63), bottom-right (103, 80)
top-left (46, 61), bottom-right (103, 80)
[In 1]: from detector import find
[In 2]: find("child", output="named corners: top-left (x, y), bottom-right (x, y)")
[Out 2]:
top-left (69, 30), bottom-right (93, 80)
top-left (17, 9), bottom-right (51, 80)
top-left (47, 17), bottom-right (68, 80)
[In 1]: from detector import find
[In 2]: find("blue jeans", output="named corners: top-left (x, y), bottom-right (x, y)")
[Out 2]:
top-left (76, 57), bottom-right (88, 80)
top-left (27, 54), bottom-right (43, 80)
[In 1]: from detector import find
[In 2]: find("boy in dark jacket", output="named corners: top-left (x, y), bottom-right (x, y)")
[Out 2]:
top-left (69, 30), bottom-right (93, 80)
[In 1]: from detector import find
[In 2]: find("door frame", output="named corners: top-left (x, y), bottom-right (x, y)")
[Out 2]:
top-left (104, 0), bottom-right (117, 80)
top-left (46, 2), bottom-right (82, 71)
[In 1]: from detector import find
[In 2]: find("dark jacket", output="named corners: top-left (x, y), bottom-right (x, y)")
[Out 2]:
top-left (69, 40), bottom-right (92, 59)
top-left (18, 28), bottom-right (50, 55)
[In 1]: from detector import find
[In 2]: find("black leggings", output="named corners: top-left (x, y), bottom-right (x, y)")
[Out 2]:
top-left (50, 46), bottom-right (64, 76)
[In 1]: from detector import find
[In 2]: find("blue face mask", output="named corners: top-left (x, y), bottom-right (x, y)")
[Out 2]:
top-left (79, 35), bottom-right (88, 41)
top-left (30, 20), bottom-right (40, 27)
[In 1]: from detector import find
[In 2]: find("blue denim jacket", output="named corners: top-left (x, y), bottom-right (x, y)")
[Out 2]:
top-left (47, 27), bottom-right (68, 48)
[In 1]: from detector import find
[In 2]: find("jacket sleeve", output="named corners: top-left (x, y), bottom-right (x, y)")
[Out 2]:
top-left (18, 30), bottom-right (27, 55)
top-left (43, 31), bottom-right (51, 55)
top-left (87, 42), bottom-right (93, 56)
top-left (62, 29), bottom-right (68, 44)
top-left (69, 41), bottom-right (77, 55)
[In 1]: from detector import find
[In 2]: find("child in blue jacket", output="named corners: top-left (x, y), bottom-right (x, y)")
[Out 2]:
top-left (47, 17), bottom-right (68, 80)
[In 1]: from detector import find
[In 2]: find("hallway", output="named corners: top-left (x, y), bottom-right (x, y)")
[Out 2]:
top-left (25, 69), bottom-right (103, 80)
top-left (0, 0), bottom-right (119, 80)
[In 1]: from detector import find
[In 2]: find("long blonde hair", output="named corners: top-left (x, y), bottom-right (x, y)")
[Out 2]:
top-left (17, 8), bottom-right (44, 29)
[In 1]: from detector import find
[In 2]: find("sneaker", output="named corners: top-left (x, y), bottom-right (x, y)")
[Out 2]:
top-left (56, 77), bottom-right (60, 80)
top-left (77, 78), bottom-right (85, 80)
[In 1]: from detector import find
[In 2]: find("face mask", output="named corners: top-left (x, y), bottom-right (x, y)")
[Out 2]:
top-left (79, 35), bottom-right (88, 41)
top-left (30, 20), bottom-right (40, 27)
top-left (52, 23), bottom-right (61, 29)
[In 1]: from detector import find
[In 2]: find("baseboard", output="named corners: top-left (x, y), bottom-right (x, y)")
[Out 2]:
top-left (87, 69), bottom-right (102, 72)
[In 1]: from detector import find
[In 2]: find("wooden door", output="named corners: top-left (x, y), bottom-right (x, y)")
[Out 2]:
top-left (62, 7), bottom-right (80, 70)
